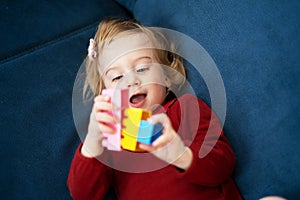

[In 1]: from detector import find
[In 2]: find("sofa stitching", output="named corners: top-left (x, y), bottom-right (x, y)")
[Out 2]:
top-left (0, 21), bottom-right (99, 66)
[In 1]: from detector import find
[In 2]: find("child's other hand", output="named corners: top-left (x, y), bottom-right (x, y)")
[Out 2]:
top-left (91, 95), bottom-right (117, 133)
top-left (81, 95), bottom-right (116, 158)
top-left (139, 113), bottom-right (193, 170)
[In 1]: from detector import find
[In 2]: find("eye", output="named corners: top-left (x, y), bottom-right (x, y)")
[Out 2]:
top-left (112, 75), bottom-right (123, 82)
top-left (136, 65), bottom-right (150, 73)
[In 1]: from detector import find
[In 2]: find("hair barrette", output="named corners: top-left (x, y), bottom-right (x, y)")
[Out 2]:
top-left (88, 38), bottom-right (97, 60)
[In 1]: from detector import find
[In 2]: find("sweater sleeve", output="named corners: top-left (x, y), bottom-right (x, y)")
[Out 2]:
top-left (67, 143), bottom-right (113, 200)
top-left (172, 94), bottom-right (236, 186)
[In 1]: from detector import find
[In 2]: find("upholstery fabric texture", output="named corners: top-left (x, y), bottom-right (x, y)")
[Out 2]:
top-left (116, 0), bottom-right (300, 199)
top-left (0, 1), bottom-right (130, 199)
top-left (1, 0), bottom-right (299, 199)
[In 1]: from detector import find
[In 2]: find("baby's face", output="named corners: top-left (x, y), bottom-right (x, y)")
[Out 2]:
top-left (103, 49), bottom-right (170, 110)
top-left (98, 32), bottom-right (170, 110)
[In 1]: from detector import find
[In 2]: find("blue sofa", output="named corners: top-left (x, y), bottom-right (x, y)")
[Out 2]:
top-left (1, 1), bottom-right (299, 199)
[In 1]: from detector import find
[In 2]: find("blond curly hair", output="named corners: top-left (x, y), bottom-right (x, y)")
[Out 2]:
top-left (83, 18), bottom-right (186, 99)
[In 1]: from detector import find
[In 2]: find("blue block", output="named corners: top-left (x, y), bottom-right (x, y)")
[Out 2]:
top-left (137, 120), bottom-right (162, 144)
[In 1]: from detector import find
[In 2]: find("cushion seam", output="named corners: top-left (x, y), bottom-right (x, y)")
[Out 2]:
top-left (0, 21), bottom-right (99, 65)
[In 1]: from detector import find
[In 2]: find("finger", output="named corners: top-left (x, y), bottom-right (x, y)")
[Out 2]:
top-left (148, 113), bottom-right (166, 123)
top-left (148, 114), bottom-right (175, 148)
top-left (94, 101), bottom-right (113, 112)
top-left (138, 143), bottom-right (156, 152)
top-left (94, 94), bottom-right (110, 102)
top-left (98, 122), bottom-right (116, 133)
top-left (148, 113), bottom-right (172, 130)
top-left (151, 133), bottom-right (174, 148)
top-left (94, 112), bottom-right (116, 124)
top-left (94, 96), bottom-right (121, 120)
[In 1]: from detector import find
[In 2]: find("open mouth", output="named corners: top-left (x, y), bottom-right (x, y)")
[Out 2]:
top-left (130, 93), bottom-right (146, 107)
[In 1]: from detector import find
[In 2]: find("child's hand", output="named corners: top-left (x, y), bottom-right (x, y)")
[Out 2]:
top-left (91, 95), bottom-right (117, 133)
top-left (81, 95), bottom-right (116, 157)
top-left (139, 113), bottom-right (193, 170)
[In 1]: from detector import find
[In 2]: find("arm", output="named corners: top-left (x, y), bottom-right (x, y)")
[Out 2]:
top-left (81, 94), bottom-right (115, 158)
top-left (177, 94), bottom-right (236, 186)
top-left (67, 144), bottom-right (113, 199)
top-left (140, 94), bottom-right (236, 186)
top-left (67, 94), bottom-right (116, 198)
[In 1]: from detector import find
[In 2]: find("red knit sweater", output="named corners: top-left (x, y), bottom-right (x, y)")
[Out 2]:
top-left (67, 94), bottom-right (242, 200)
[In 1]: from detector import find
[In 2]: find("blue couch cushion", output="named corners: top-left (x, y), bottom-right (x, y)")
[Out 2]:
top-left (116, 0), bottom-right (300, 199)
top-left (0, 1), bottom-right (130, 199)
top-left (0, 0), bottom-right (131, 61)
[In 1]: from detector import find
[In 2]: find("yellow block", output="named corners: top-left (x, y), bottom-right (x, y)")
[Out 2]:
top-left (121, 108), bottom-right (151, 151)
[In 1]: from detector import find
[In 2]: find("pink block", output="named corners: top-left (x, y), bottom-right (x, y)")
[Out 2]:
top-left (101, 89), bottom-right (129, 151)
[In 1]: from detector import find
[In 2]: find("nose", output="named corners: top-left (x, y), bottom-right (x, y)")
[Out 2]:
top-left (125, 71), bottom-right (141, 88)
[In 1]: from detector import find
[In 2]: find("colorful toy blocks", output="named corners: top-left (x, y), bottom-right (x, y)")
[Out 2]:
top-left (137, 120), bottom-right (162, 145)
top-left (101, 88), bottom-right (129, 151)
top-left (121, 108), bottom-right (151, 151)
top-left (100, 89), bottom-right (163, 152)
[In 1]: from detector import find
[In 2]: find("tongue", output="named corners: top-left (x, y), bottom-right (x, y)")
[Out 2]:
top-left (131, 94), bottom-right (145, 104)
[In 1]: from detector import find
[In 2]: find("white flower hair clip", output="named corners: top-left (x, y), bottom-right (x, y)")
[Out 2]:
top-left (88, 38), bottom-right (97, 60)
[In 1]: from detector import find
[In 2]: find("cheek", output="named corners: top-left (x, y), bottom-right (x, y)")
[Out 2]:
top-left (144, 73), bottom-right (167, 86)
top-left (102, 79), bottom-right (112, 88)
top-left (149, 85), bottom-right (167, 98)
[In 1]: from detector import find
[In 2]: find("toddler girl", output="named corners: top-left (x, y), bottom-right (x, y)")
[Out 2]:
top-left (68, 18), bottom-right (242, 200)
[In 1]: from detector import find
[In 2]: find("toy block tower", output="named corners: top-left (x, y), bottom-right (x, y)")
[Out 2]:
top-left (101, 89), bottom-right (129, 151)
top-left (121, 108), bottom-right (151, 151)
